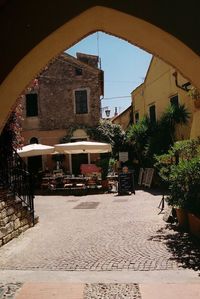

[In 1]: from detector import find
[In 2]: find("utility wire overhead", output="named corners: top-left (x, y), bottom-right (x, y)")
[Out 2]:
top-left (102, 96), bottom-right (131, 100)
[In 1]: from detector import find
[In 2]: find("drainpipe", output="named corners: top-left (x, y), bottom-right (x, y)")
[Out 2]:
top-left (172, 71), bottom-right (191, 92)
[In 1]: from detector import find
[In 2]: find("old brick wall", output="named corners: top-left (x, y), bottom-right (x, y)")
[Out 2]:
top-left (0, 189), bottom-right (34, 247)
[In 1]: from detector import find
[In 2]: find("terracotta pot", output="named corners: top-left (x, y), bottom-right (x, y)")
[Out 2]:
top-left (194, 100), bottom-right (200, 109)
top-left (101, 179), bottom-right (108, 189)
top-left (175, 208), bottom-right (188, 229)
top-left (188, 213), bottom-right (200, 239)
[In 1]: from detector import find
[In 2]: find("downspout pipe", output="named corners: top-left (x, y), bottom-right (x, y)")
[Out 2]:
top-left (172, 71), bottom-right (191, 92)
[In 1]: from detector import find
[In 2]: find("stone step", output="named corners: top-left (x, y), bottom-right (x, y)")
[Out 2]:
top-left (13, 283), bottom-right (200, 299)
top-left (140, 283), bottom-right (200, 299)
top-left (15, 283), bottom-right (84, 299)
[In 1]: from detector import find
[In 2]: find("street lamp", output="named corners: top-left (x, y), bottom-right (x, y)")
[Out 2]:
top-left (101, 106), bottom-right (111, 118)
top-left (105, 108), bottom-right (111, 118)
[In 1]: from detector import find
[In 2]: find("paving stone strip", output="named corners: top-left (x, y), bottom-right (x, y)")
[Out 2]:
top-left (84, 283), bottom-right (142, 299)
top-left (74, 202), bottom-right (100, 209)
top-left (0, 283), bottom-right (22, 299)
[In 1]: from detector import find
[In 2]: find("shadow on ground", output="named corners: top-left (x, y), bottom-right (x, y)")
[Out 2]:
top-left (136, 187), bottom-right (170, 196)
top-left (149, 225), bottom-right (200, 272)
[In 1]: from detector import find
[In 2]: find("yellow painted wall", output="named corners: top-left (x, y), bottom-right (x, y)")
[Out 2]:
top-left (131, 57), bottom-right (195, 140)
top-left (112, 106), bottom-right (132, 130)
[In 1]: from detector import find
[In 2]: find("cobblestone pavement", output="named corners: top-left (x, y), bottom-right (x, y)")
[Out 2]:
top-left (0, 283), bottom-right (22, 298)
top-left (0, 191), bottom-right (194, 272)
top-left (83, 283), bottom-right (141, 299)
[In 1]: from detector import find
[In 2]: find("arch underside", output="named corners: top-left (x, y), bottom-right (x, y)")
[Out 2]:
top-left (0, 6), bottom-right (200, 131)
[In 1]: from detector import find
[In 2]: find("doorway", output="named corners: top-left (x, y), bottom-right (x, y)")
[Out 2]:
top-left (72, 153), bottom-right (88, 176)
top-left (28, 155), bottom-right (42, 174)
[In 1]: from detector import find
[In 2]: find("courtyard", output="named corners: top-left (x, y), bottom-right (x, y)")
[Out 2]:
top-left (0, 191), bottom-right (182, 272)
top-left (0, 191), bottom-right (200, 298)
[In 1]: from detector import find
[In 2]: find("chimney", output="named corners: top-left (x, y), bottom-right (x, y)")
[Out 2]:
top-left (114, 107), bottom-right (118, 116)
top-left (76, 53), bottom-right (99, 68)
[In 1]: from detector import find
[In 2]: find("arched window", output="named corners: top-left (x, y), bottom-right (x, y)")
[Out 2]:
top-left (30, 137), bottom-right (38, 144)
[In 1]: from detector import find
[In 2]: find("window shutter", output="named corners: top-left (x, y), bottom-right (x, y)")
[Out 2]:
top-left (135, 112), bottom-right (139, 123)
top-left (75, 90), bottom-right (88, 114)
top-left (26, 94), bottom-right (38, 117)
top-left (170, 95), bottom-right (179, 107)
top-left (149, 105), bottom-right (156, 123)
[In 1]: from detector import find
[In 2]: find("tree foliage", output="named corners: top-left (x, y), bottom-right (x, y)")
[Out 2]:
top-left (126, 116), bottom-right (151, 164)
top-left (160, 104), bottom-right (190, 141)
top-left (0, 99), bottom-right (24, 154)
top-left (126, 104), bottom-right (190, 167)
top-left (88, 119), bottom-right (126, 157)
top-left (188, 86), bottom-right (200, 100)
top-left (155, 138), bottom-right (200, 213)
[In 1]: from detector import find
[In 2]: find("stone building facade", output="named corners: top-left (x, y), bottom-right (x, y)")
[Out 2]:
top-left (21, 52), bottom-right (104, 174)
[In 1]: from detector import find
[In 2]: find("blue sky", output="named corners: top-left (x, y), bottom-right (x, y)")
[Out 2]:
top-left (67, 32), bottom-right (152, 117)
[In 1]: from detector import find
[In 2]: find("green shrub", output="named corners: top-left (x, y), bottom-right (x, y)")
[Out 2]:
top-left (167, 157), bottom-right (200, 214)
top-left (155, 138), bottom-right (200, 215)
top-left (96, 153), bottom-right (110, 180)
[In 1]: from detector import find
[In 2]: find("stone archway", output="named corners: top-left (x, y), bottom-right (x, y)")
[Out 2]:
top-left (0, 6), bottom-right (200, 131)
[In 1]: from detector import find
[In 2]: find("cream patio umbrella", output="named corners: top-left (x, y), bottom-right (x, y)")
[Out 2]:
top-left (54, 141), bottom-right (112, 154)
top-left (17, 143), bottom-right (55, 157)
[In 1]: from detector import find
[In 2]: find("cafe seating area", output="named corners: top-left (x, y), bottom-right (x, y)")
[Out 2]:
top-left (39, 165), bottom-right (103, 195)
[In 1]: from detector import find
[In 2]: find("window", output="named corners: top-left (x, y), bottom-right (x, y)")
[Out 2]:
top-left (170, 95), bottom-right (179, 107)
top-left (30, 137), bottom-right (38, 144)
top-left (26, 93), bottom-right (38, 117)
top-left (75, 68), bottom-right (82, 76)
top-left (149, 105), bottom-right (156, 123)
top-left (135, 112), bottom-right (139, 124)
top-left (70, 138), bottom-right (87, 142)
top-left (75, 90), bottom-right (88, 114)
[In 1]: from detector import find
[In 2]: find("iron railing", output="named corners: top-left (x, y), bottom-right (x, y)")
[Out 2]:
top-left (0, 146), bottom-right (34, 225)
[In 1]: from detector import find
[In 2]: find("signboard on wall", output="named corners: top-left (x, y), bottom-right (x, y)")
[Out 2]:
top-left (119, 152), bottom-right (128, 162)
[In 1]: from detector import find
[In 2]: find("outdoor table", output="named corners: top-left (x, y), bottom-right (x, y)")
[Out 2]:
top-left (63, 177), bottom-right (89, 189)
top-left (41, 175), bottom-right (103, 193)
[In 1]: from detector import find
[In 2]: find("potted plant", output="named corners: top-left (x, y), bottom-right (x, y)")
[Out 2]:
top-left (188, 86), bottom-right (200, 109)
top-left (168, 158), bottom-right (200, 233)
top-left (185, 157), bottom-right (200, 238)
top-left (188, 213), bottom-right (200, 239)
top-left (166, 161), bottom-right (190, 229)
top-left (155, 139), bottom-right (200, 232)
top-left (96, 153), bottom-right (110, 190)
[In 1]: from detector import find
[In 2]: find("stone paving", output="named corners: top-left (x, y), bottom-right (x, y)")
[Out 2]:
top-left (0, 191), bottom-right (184, 272)
top-left (0, 191), bottom-right (200, 298)
top-left (11, 283), bottom-right (142, 299)
top-left (1, 282), bottom-right (199, 299)
top-left (0, 283), bottom-right (22, 299)
top-left (84, 283), bottom-right (141, 299)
